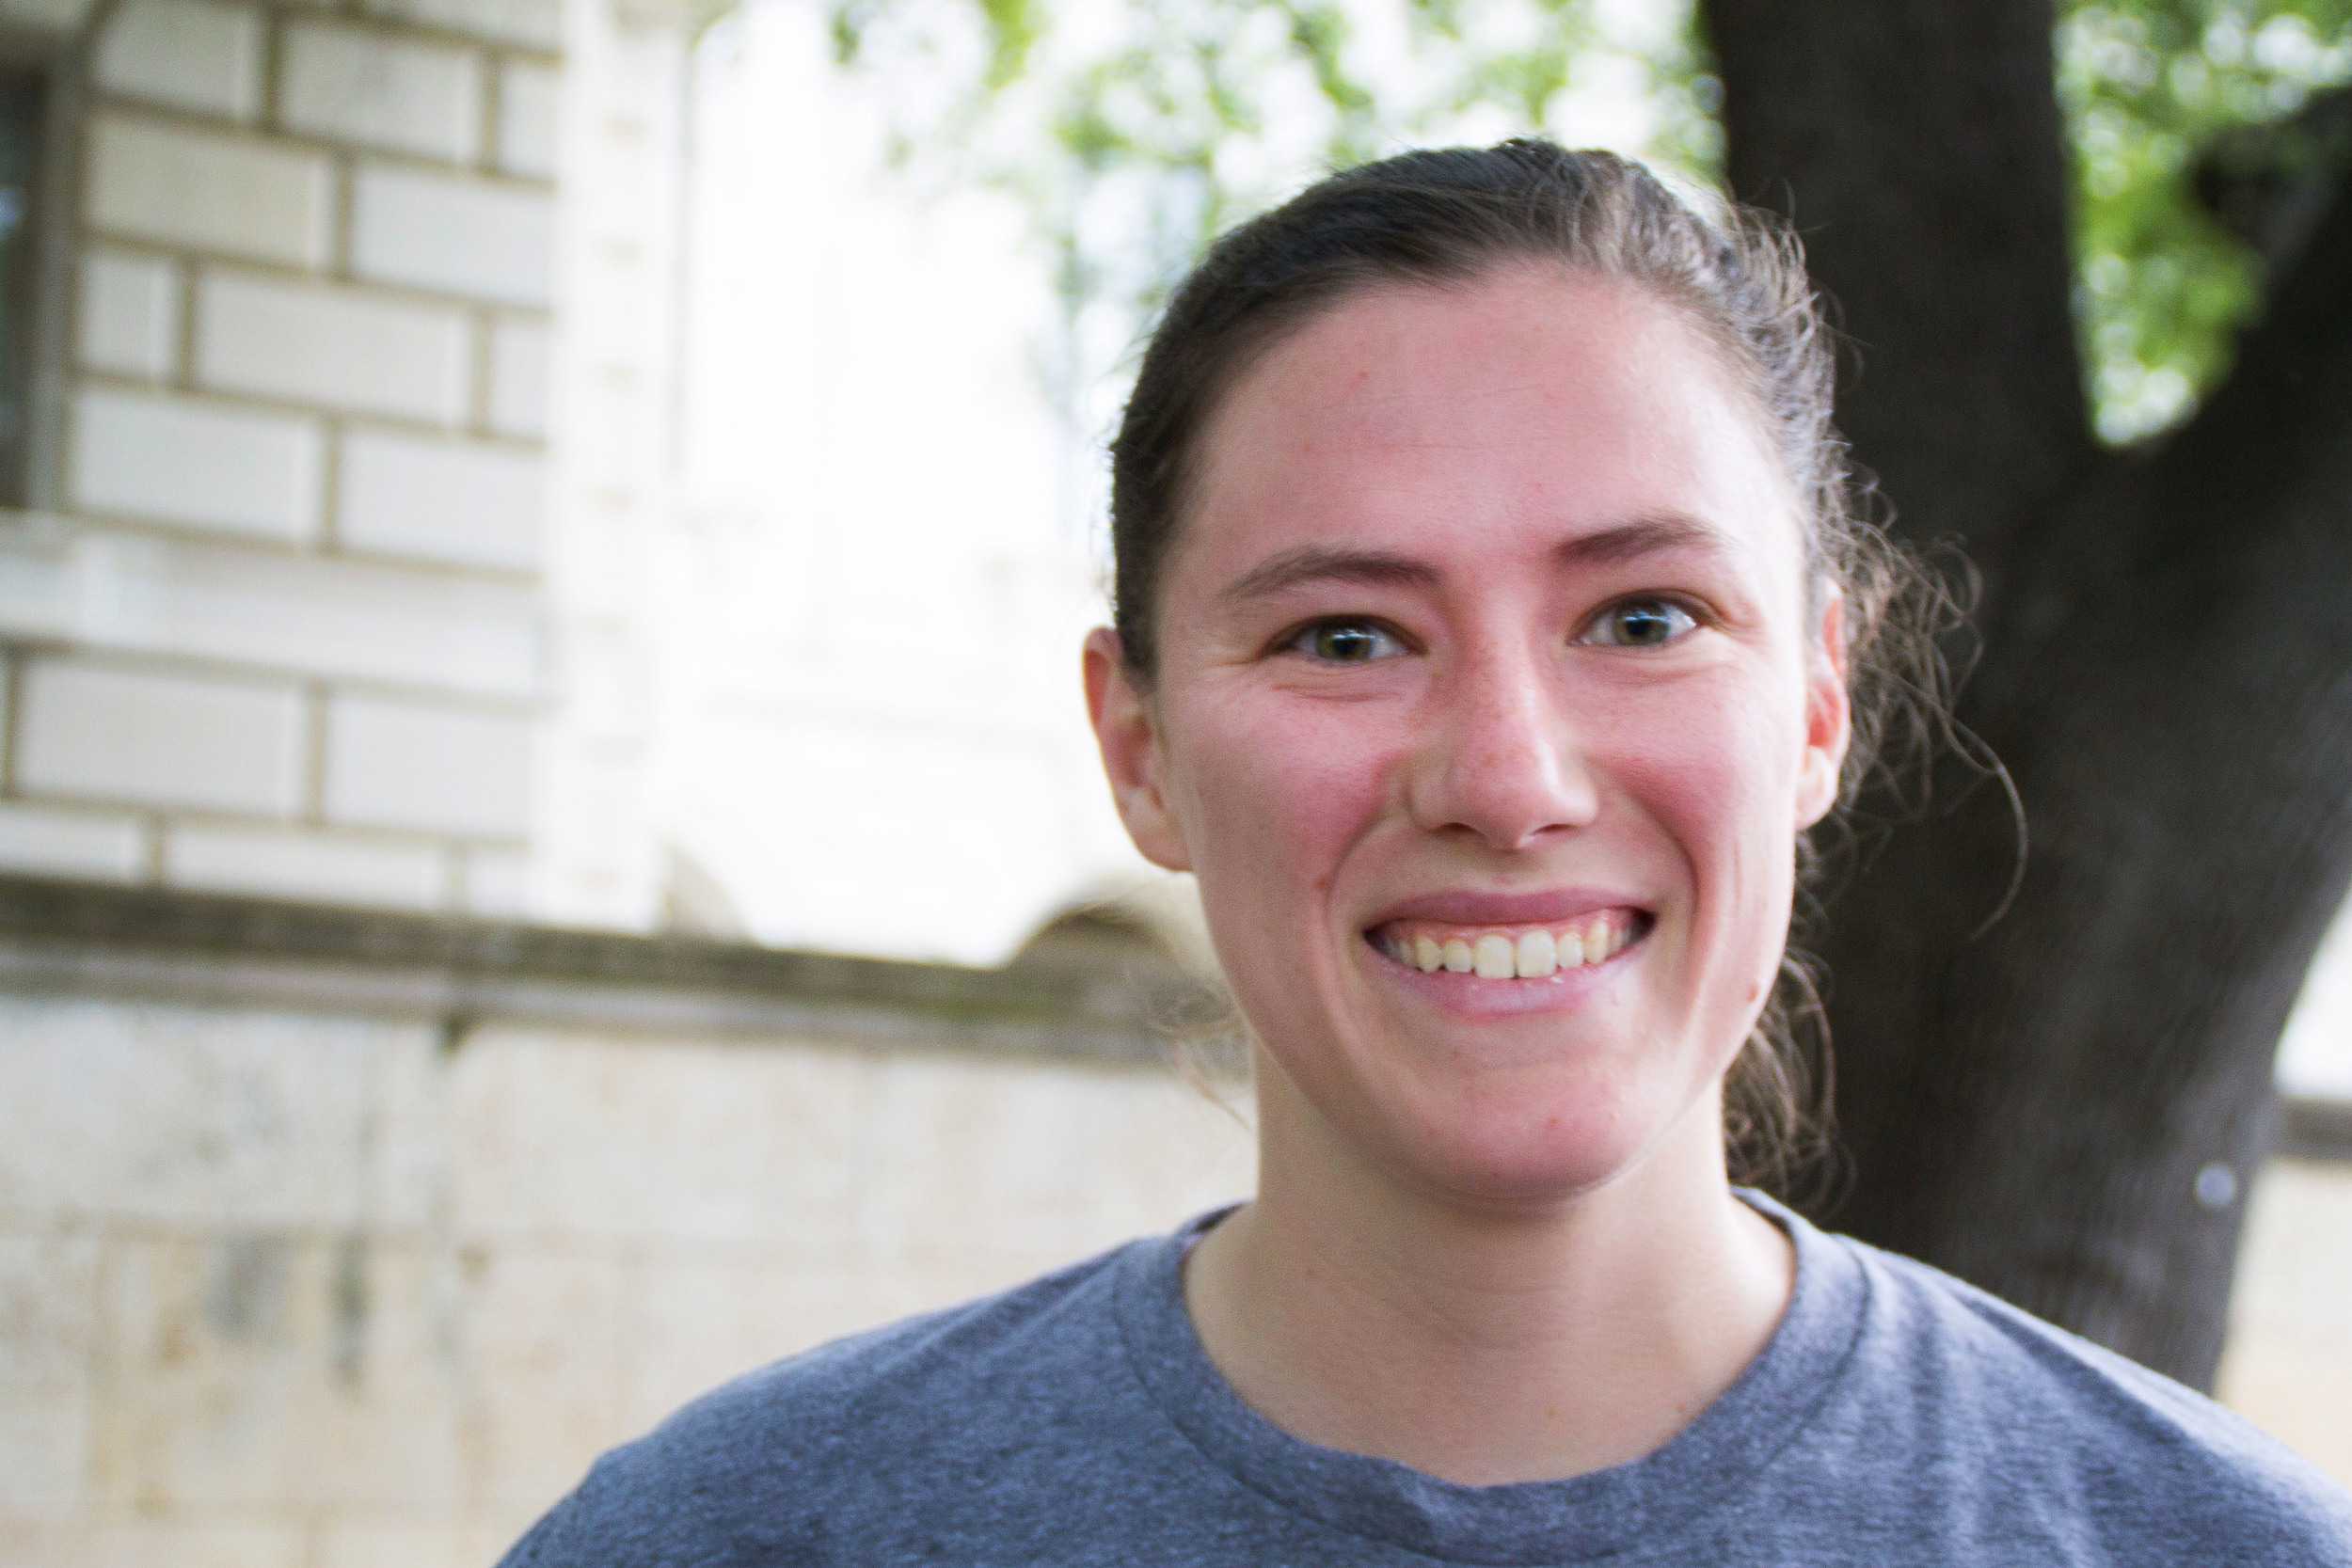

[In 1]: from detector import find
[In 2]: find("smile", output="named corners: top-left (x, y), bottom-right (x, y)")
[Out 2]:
top-left (1365, 910), bottom-right (1651, 980)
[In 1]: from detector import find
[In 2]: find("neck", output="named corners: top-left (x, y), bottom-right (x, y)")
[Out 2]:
top-left (1184, 1083), bottom-right (1795, 1486)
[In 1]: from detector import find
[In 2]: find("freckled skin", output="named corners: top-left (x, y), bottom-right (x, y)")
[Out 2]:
top-left (1089, 265), bottom-right (1850, 1214)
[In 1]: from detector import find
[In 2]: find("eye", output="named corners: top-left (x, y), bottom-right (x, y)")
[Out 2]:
top-left (1281, 617), bottom-right (1408, 664)
top-left (1579, 596), bottom-right (1699, 648)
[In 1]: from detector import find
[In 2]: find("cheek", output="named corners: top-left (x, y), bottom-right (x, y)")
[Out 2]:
top-left (1601, 676), bottom-right (1805, 924)
top-left (1163, 689), bottom-right (1399, 930)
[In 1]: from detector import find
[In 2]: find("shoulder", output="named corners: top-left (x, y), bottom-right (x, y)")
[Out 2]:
top-left (1829, 1229), bottom-right (2352, 1562)
top-left (496, 1237), bottom-right (1152, 1568)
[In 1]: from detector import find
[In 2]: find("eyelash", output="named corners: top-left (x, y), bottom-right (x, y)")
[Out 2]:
top-left (1277, 595), bottom-right (1707, 663)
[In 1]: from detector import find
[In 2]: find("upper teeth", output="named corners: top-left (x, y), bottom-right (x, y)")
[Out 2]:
top-left (1379, 917), bottom-right (1634, 979)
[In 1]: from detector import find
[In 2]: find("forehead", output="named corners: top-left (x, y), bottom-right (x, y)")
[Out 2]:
top-left (1180, 266), bottom-right (1802, 594)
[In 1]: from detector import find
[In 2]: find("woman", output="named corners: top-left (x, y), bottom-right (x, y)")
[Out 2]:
top-left (501, 142), bottom-right (2352, 1565)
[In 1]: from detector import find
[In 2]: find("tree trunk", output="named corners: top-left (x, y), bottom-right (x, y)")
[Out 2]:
top-left (1703, 0), bottom-right (2352, 1388)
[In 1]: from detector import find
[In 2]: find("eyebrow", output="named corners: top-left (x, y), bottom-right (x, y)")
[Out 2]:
top-left (1216, 511), bottom-right (1738, 608)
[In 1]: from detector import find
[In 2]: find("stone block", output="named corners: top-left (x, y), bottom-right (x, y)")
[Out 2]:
top-left (2233, 1160), bottom-right (2352, 1338)
top-left (63, 530), bottom-right (542, 698)
top-left (0, 525), bottom-right (70, 640)
top-left (0, 1231), bottom-right (103, 1387)
top-left (859, 1052), bottom-right (1249, 1269)
top-left (95, 1235), bottom-right (464, 1512)
top-left (366, 1024), bottom-right (452, 1234)
top-left (447, 1029), bottom-right (870, 1245)
top-left (337, 427), bottom-right (545, 571)
top-left (351, 165), bottom-right (555, 308)
top-left (2217, 1160), bottom-right (2352, 1488)
top-left (15, 657), bottom-right (306, 816)
top-left (456, 1246), bottom-right (626, 1513)
top-left (163, 821), bottom-right (448, 911)
top-left (0, 801), bottom-right (148, 881)
top-left (313, 1523), bottom-right (521, 1568)
top-left (195, 270), bottom-right (470, 426)
top-left (0, 1521), bottom-right (308, 1568)
top-left (85, 112), bottom-right (331, 268)
top-left (457, 845), bottom-right (530, 916)
top-left (496, 57), bottom-right (558, 180)
top-left (70, 386), bottom-right (324, 544)
top-left (0, 998), bottom-right (432, 1228)
top-left (93, 0), bottom-right (265, 120)
top-left (0, 1395), bottom-right (88, 1516)
top-left (0, 1230), bottom-right (99, 1519)
top-left (280, 18), bottom-right (484, 165)
top-left (76, 247), bottom-right (180, 380)
top-left (362, 0), bottom-right (559, 51)
top-left (323, 692), bottom-right (532, 838)
top-left (485, 314), bottom-right (550, 440)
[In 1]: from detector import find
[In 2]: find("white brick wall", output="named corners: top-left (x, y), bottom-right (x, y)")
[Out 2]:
top-left (76, 249), bottom-right (181, 381)
top-left (0, 802), bottom-right (149, 881)
top-left (351, 166), bottom-right (555, 309)
top-left (280, 19), bottom-right (485, 166)
top-left (70, 387), bottom-right (324, 545)
top-left (363, 0), bottom-right (559, 52)
top-left (486, 316), bottom-right (551, 440)
top-left (68, 531), bottom-right (543, 698)
top-left (94, 0), bottom-right (266, 122)
top-left (458, 845), bottom-right (529, 915)
top-left (325, 694), bottom-right (532, 837)
top-left (16, 660), bottom-right (306, 816)
top-left (19, 0), bottom-right (573, 922)
top-left (164, 822), bottom-right (446, 910)
top-left (337, 428), bottom-right (544, 571)
top-left (496, 58), bottom-right (559, 181)
top-left (195, 271), bottom-right (470, 426)
top-left (85, 114), bottom-right (332, 270)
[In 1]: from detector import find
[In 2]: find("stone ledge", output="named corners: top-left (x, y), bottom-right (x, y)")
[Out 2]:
top-left (0, 873), bottom-right (1228, 1064)
top-left (0, 0), bottom-right (101, 47)
top-left (2280, 1096), bottom-right (2352, 1163)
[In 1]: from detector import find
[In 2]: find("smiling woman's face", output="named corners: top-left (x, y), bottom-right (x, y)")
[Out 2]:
top-left (1087, 264), bottom-right (1850, 1212)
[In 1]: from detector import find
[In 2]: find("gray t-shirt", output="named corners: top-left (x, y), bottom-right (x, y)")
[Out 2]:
top-left (499, 1194), bottom-right (2352, 1564)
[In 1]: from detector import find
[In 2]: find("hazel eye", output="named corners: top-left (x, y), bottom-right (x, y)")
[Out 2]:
top-left (1285, 618), bottom-right (1407, 664)
top-left (1579, 596), bottom-right (1699, 648)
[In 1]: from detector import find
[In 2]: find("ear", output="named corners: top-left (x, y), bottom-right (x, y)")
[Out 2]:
top-left (1083, 627), bottom-right (1193, 872)
top-left (1795, 589), bottom-right (1851, 831)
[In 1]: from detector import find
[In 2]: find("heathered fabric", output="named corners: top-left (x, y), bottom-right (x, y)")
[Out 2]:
top-left (499, 1194), bottom-right (2352, 1566)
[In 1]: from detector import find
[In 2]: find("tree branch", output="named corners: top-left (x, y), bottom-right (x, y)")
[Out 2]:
top-left (1702, 0), bottom-right (2091, 590)
top-left (2148, 152), bottom-right (2352, 563)
top-left (2194, 84), bottom-right (2352, 277)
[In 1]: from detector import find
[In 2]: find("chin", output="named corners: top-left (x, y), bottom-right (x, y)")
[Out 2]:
top-left (1387, 1070), bottom-right (1720, 1213)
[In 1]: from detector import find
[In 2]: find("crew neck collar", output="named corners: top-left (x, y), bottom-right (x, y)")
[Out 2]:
top-left (1111, 1189), bottom-right (1870, 1565)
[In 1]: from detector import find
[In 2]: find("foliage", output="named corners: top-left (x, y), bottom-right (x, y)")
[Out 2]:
top-left (2060, 0), bottom-right (2352, 436)
top-left (817, 0), bottom-right (2350, 443)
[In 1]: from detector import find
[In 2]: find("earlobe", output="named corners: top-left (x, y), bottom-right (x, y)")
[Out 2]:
top-left (1082, 627), bottom-right (1193, 873)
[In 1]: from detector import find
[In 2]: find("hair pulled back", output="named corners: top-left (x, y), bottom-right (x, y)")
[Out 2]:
top-left (1109, 139), bottom-right (1956, 1195)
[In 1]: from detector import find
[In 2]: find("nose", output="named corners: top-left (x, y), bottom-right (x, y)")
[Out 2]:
top-left (1405, 642), bottom-right (1600, 851)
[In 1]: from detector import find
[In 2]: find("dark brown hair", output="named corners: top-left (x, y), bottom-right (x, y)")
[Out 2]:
top-left (1107, 139), bottom-right (1961, 1194)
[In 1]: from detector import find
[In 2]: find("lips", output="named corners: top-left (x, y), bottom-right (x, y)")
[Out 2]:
top-left (1363, 887), bottom-right (1648, 928)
